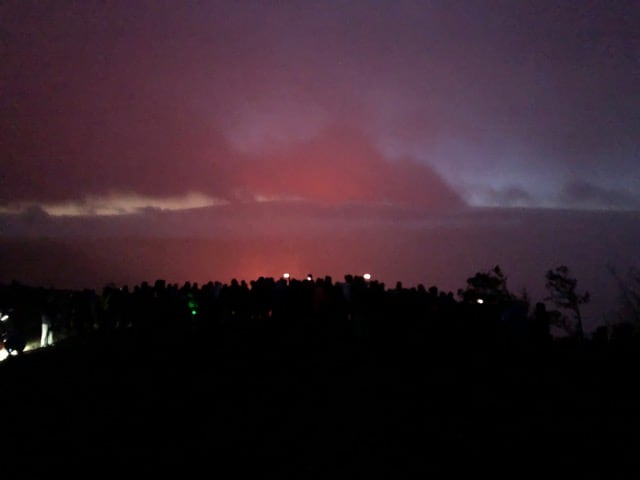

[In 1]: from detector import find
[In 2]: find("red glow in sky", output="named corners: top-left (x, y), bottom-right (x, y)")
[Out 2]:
top-left (0, 1), bottom-right (638, 331)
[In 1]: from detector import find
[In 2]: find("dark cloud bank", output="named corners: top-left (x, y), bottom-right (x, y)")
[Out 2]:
top-left (1, 204), bottom-right (639, 333)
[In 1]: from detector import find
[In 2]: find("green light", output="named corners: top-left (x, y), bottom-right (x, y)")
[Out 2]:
top-left (191, 310), bottom-right (197, 316)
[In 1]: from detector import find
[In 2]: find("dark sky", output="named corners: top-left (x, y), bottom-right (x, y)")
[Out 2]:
top-left (1, 1), bottom-right (639, 330)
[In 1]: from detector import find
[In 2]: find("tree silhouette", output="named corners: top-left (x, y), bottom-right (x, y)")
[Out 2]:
top-left (545, 265), bottom-right (590, 340)
top-left (458, 265), bottom-right (514, 304)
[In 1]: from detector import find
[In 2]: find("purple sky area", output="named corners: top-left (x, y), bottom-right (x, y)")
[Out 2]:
top-left (1, 1), bottom-right (639, 331)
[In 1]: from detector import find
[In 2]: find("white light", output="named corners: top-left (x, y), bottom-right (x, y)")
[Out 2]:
top-left (283, 273), bottom-right (290, 279)
top-left (477, 298), bottom-right (484, 304)
top-left (0, 349), bottom-right (8, 362)
top-left (363, 273), bottom-right (371, 281)
top-left (0, 314), bottom-right (8, 322)
top-left (306, 275), bottom-right (312, 281)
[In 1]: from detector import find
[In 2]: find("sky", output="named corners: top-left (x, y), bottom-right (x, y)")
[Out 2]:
top-left (1, 1), bottom-right (639, 330)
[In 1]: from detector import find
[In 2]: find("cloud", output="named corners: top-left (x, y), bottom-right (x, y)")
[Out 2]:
top-left (464, 185), bottom-right (536, 208)
top-left (1, 105), bottom-right (463, 210)
top-left (0, 192), bottom-right (227, 217)
top-left (229, 126), bottom-right (463, 209)
top-left (0, 1), bottom-right (638, 210)
top-left (557, 181), bottom-right (640, 211)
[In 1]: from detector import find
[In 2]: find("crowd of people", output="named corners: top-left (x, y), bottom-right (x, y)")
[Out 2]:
top-left (2, 270), bottom-right (639, 363)
top-left (1, 273), bottom-right (638, 475)
top-left (0, 272), bottom-right (575, 361)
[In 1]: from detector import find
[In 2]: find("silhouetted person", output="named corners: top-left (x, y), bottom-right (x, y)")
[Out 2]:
top-left (41, 295), bottom-right (55, 347)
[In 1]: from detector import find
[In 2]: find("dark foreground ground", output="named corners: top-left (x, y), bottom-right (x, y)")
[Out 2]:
top-left (1, 325), bottom-right (639, 477)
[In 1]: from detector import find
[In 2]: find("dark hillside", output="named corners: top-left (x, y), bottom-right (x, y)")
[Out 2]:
top-left (1, 323), bottom-right (639, 477)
